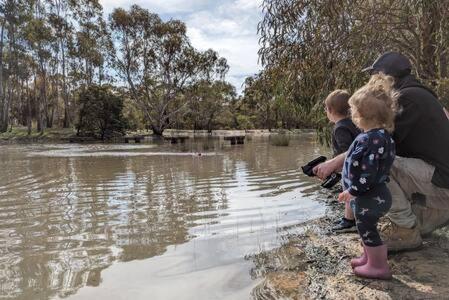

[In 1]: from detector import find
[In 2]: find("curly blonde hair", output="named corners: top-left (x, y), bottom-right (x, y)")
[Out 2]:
top-left (349, 74), bottom-right (399, 133)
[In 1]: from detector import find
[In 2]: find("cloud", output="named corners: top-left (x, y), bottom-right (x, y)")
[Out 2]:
top-left (100, 0), bottom-right (263, 93)
top-left (100, 0), bottom-right (210, 14)
top-left (184, 0), bottom-right (263, 92)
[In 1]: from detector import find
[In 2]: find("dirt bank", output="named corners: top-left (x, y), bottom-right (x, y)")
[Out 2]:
top-left (249, 200), bottom-right (449, 299)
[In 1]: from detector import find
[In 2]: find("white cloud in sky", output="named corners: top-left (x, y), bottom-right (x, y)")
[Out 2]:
top-left (100, 0), bottom-right (263, 93)
top-left (100, 0), bottom-right (210, 14)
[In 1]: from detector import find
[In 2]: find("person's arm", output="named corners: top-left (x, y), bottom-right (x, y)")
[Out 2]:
top-left (313, 151), bottom-right (346, 180)
top-left (394, 98), bottom-right (420, 145)
top-left (444, 107), bottom-right (449, 120)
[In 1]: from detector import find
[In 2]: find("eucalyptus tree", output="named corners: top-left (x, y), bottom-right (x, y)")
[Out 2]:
top-left (255, 0), bottom-right (449, 135)
top-left (24, 1), bottom-right (56, 132)
top-left (109, 5), bottom-right (228, 136)
top-left (258, 0), bottom-right (449, 100)
top-left (70, 1), bottom-right (112, 88)
top-left (47, 0), bottom-right (74, 127)
top-left (0, 0), bottom-right (34, 132)
top-left (186, 80), bottom-right (236, 132)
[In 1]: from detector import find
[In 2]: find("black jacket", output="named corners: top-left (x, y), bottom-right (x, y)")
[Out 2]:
top-left (332, 118), bottom-right (360, 156)
top-left (394, 75), bottom-right (449, 189)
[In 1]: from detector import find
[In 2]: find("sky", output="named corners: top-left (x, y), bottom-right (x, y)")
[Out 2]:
top-left (99, 0), bottom-right (263, 93)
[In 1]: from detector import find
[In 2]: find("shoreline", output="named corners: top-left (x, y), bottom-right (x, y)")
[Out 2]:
top-left (248, 197), bottom-right (449, 299)
top-left (0, 128), bottom-right (316, 144)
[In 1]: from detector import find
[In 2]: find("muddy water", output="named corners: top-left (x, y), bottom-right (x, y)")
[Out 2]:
top-left (0, 135), bottom-right (328, 300)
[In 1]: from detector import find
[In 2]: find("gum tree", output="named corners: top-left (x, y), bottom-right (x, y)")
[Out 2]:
top-left (109, 5), bottom-right (228, 136)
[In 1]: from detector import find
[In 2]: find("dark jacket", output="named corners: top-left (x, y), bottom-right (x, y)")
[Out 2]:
top-left (394, 75), bottom-right (449, 189)
top-left (332, 118), bottom-right (361, 157)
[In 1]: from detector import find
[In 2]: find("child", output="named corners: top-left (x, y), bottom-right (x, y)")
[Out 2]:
top-left (324, 90), bottom-right (360, 233)
top-left (338, 74), bottom-right (397, 279)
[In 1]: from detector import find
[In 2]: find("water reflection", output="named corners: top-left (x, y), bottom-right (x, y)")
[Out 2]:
top-left (0, 135), bottom-right (327, 299)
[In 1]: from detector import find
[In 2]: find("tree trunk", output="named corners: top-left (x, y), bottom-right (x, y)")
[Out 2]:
top-left (27, 85), bottom-right (32, 135)
top-left (151, 125), bottom-right (164, 136)
top-left (62, 42), bottom-right (71, 128)
top-left (0, 21), bottom-right (4, 132)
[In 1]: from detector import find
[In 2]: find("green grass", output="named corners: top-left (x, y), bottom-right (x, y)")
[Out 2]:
top-left (0, 126), bottom-right (75, 141)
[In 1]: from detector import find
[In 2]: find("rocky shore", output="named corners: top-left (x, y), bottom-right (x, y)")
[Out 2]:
top-left (249, 199), bottom-right (449, 299)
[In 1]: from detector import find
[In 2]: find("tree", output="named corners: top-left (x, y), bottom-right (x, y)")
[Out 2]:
top-left (0, 2), bottom-right (236, 136)
top-left (255, 0), bottom-right (449, 136)
top-left (186, 80), bottom-right (236, 132)
top-left (76, 85), bottom-right (126, 140)
top-left (0, 0), bottom-right (33, 133)
top-left (109, 5), bottom-right (228, 136)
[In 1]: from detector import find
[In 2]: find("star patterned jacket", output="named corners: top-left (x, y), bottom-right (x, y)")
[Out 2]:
top-left (342, 129), bottom-right (396, 196)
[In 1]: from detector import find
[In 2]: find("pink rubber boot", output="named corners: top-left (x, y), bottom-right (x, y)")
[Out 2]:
top-left (353, 244), bottom-right (392, 280)
top-left (351, 244), bottom-right (367, 269)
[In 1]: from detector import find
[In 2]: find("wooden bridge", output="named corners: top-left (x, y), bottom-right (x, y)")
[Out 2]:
top-left (124, 135), bottom-right (145, 143)
top-left (164, 136), bottom-right (190, 144)
top-left (224, 136), bottom-right (245, 145)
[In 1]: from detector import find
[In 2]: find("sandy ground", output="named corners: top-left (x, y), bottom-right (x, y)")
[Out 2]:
top-left (248, 200), bottom-right (449, 300)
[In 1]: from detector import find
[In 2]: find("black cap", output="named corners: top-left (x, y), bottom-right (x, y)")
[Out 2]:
top-left (362, 52), bottom-right (412, 77)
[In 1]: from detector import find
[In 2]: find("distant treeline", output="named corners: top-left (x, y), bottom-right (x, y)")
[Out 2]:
top-left (2, 1), bottom-right (449, 139)
top-left (0, 1), bottom-right (240, 137)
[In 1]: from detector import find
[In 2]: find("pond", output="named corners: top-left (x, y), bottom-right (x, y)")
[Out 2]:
top-left (0, 134), bottom-right (329, 299)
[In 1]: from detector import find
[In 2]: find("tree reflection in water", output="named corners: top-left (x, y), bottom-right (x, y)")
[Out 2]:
top-left (0, 136), bottom-right (325, 299)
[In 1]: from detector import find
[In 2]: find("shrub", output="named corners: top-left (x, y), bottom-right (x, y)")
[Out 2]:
top-left (76, 85), bottom-right (127, 140)
top-left (270, 134), bottom-right (290, 146)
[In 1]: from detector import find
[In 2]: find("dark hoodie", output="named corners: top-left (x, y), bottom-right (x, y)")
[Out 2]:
top-left (394, 75), bottom-right (449, 189)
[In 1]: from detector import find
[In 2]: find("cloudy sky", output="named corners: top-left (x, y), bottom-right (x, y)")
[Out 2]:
top-left (99, 0), bottom-right (263, 93)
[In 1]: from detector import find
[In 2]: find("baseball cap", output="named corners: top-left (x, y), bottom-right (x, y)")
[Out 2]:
top-left (362, 52), bottom-right (412, 77)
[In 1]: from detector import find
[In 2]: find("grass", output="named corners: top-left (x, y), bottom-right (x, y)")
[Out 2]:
top-left (0, 126), bottom-right (75, 141)
top-left (270, 134), bottom-right (290, 146)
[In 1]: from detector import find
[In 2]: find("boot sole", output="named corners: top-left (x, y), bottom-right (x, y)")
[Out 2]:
top-left (332, 228), bottom-right (358, 234)
top-left (386, 242), bottom-right (423, 253)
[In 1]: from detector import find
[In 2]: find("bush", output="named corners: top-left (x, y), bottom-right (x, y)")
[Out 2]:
top-left (270, 134), bottom-right (290, 146)
top-left (236, 114), bottom-right (255, 130)
top-left (76, 85), bottom-right (127, 140)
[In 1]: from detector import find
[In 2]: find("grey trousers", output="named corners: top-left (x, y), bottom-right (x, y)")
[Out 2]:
top-left (387, 157), bottom-right (449, 234)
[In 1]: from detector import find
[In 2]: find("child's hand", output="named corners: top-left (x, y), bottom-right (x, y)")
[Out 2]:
top-left (338, 190), bottom-right (352, 203)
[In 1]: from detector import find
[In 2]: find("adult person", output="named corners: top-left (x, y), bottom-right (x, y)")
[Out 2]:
top-left (314, 52), bottom-right (449, 252)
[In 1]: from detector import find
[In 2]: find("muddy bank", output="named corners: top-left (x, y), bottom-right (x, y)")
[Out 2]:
top-left (248, 199), bottom-right (449, 299)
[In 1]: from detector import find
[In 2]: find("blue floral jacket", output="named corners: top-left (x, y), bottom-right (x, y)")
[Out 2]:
top-left (342, 129), bottom-right (395, 196)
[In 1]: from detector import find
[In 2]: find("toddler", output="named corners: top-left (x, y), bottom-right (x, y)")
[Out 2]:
top-left (338, 74), bottom-right (397, 279)
top-left (324, 90), bottom-right (360, 233)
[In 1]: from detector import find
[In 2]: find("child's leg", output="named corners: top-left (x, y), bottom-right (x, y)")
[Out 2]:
top-left (353, 188), bottom-right (392, 279)
top-left (354, 187), bottom-right (392, 247)
top-left (350, 200), bottom-right (367, 268)
top-left (345, 200), bottom-right (354, 220)
top-left (332, 202), bottom-right (356, 232)
top-left (331, 185), bottom-right (356, 232)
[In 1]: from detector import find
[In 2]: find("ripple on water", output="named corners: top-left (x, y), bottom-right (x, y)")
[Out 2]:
top-left (0, 138), bottom-right (328, 299)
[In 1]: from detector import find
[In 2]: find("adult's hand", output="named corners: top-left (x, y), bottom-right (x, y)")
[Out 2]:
top-left (313, 161), bottom-right (335, 179)
top-left (313, 152), bottom-right (346, 179)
